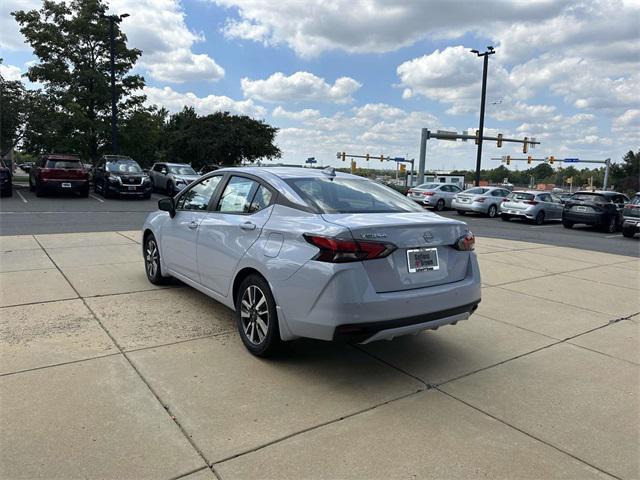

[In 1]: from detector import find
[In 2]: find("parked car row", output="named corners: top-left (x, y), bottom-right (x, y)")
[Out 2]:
top-left (407, 183), bottom-right (638, 237)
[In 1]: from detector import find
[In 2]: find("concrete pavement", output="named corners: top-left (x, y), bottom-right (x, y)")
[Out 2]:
top-left (0, 232), bottom-right (638, 479)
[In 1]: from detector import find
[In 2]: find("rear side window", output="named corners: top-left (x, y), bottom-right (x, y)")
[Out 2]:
top-left (218, 176), bottom-right (259, 213)
top-left (285, 177), bottom-right (424, 214)
top-left (572, 193), bottom-right (609, 204)
top-left (248, 185), bottom-right (273, 214)
top-left (45, 159), bottom-right (82, 169)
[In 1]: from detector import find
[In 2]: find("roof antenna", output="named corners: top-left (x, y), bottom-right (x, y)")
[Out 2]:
top-left (322, 166), bottom-right (336, 178)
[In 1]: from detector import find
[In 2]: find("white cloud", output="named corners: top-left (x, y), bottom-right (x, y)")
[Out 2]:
top-left (0, 63), bottom-right (22, 81)
top-left (241, 71), bottom-right (361, 104)
top-left (272, 106), bottom-right (320, 121)
top-left (215, 0), bottom-right (569, 58)
top-left (110, 0), bottom-right (225, 83)
top-left (144, 86), bottom-right (266, 117)
top-left (0, 0), bottom-right (38, 50)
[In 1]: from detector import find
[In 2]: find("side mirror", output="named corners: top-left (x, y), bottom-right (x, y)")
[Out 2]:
top-left (161, 169), bottom-right (167, 175)
top-left (158, 197), bottom-right (175, 218)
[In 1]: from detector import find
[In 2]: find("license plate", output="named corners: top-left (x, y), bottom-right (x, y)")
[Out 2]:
top-left (407, 247), bottom-right (439, 273)
top-left (128, 186), bottom-right (136, 191)
top-left (61, 182), bottom-right (71, 188)
top-left (577, 206), bottom-right (587, 212)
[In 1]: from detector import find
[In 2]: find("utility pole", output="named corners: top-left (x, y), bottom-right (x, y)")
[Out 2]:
top-left (470, 46), bottom-right (495, 186)
top-left (101, 12), bottom-right (129, 155)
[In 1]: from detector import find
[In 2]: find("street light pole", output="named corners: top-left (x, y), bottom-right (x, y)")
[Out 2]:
top-left (101, 13), bottom-right (129, 155)
top-left (471, 46), bottom-right (495, 186)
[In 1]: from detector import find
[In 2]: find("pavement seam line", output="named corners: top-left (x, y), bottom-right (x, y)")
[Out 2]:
top-left (170, 465), bottom-right (220, 480)
top-left (210, 389), bottom-right (425, 466)
top-left (0, 351), bottom-right (123, 378)
top-left (31, 236), bottom-right (215, 475)
top-left (436, 388), bottom-right (622, 480)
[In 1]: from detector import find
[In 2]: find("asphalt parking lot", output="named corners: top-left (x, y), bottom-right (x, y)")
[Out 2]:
top-left (1, 183), bottom-right (638, 257)
top-left (0, 231), bottom-right (638, 479)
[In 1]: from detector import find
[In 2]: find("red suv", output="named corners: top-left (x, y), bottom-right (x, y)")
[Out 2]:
top-left (29, 154), bottom-right (90, 197)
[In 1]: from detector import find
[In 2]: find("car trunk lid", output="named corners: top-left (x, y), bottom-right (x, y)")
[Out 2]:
top-left (322, 212), bottom-right (471, 293)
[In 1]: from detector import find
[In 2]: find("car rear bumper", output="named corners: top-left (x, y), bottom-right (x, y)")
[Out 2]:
top-left (622, 218), bottom-right (640, 232)
top-left (452, 200), bottom-right (486, 213)
top-left (40, 179), bottom-right (89, 191)
top-left (563, 211), bottom-right (606, 225)
top-left (273, 254), bottom-right (482, 343)
top-left (499, 207), bottom-right (535, 219)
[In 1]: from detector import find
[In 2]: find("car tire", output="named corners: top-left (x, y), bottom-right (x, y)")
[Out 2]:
top-left (622, 226), bottom-right (636, 238)
top-left (435, 199), bottom-right (445, 211)
top-left (501, 214), bottom-right (511, 221)
top-left (456, 210), bottom-right (466, 215)
top-left (35, 183), bottom-right (44, 197)
top-left (534, 211), bottom-right (545, 225)
top-left (102, 180), bottom-right (111, 199)
top-left (235, 274), bottom-right (283, 357)
top-left (487, 204), bottom-right (498, 218)
top-left (562, 220), bottom-right (574, 229)
top-left (143, 233), bottom-right (170, 285)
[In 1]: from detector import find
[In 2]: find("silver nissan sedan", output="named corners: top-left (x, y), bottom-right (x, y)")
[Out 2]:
top-left (142, 167), bottom-right (481, 356)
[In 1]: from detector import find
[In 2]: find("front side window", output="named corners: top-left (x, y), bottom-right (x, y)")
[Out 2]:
top-left (285, 177), bottom-right (424, 214)
top-left (218, 176), bottom-right (259, 213)
top-left (466, 188), bottom-right (489, 195)
top-left (176, 176), bottom-right (221, 211)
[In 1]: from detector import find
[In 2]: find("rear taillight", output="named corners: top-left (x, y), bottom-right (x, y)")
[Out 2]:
top-left (501, 198), bottom-right (508, 202)
top-left (474, 197), bottom-right (485, 203)
top-left (423, 191), bottom-right (434, 196)
top-left (304, 234), bottom-right (396, 263)
top-left (524, 200), bottom-right (538, 205)
top-left (453, 232), bottom-right (475, 251)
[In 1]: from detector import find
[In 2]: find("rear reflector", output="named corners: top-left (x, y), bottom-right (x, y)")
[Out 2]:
top-left (524, 200), bottom-right (538, 205)
top-left (304, 234), bottom-right (397, 263)
top-left (453, 231), bottom-right (475, 251)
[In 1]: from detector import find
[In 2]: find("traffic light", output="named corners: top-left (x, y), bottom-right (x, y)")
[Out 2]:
top-left (475, 130), bottom-right (480, 145)
top-left (365, 153), bottom-right (370, 162)
top-left (341, 152), bottom-right (346, 162)
top-left (522, 137), bottom-right (528, 154)
top-left (380, 154), bottom-right (384, 162)
top-left (496, 133), bottom-right (503, 148)
top-left (527, 155), bottom-right (532, 165)
top-left (399, 164), bottom-right (406, 173)
top-left (549, 156), bottom-right (555, 164)
top-left (351, 160), bottom-right (356, 172)
top-left (506, 155), bottom-right (511, 166)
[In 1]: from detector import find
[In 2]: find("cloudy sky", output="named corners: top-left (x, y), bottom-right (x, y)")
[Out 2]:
top-left (1, 0), bottom-right (639, 171)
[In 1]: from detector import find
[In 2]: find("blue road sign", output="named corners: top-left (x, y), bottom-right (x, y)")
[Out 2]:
top-left (564, 158), bottom-right (579, 163)
top-left (393, 157), bottom-right (405, 162)
top-left (306, 157), bottom-right (317, 164)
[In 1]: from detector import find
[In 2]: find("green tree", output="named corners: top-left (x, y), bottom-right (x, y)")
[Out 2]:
top-left (0, 60), bottom-right (28, 157)
top-left (12, 0), bottom-right (144, 161)
top-left (611, 150), bottom-right (639, 193)
top-left (165, 109), bottom-right (281, 168)
top-left (119, 107), bottom-right (168, 167)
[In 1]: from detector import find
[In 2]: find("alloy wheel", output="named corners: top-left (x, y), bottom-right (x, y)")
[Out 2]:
top-left (240, 285), bottom-right (269, 345)
top-left (488, 205), bottom-right (497, 218)
top-left (145, 238), bottom-right (159, 279)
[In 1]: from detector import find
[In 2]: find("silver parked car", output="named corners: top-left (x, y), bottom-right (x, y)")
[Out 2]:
top-left (142, 167), bottom-right (481, 356)
top-left (452, 187), bottom-right (510, 218)
top-left (149, 162), bottom-right (200, 196)
top-left (407, 183), bottom-right (463, 211)
top-left (499, 190), bottom-right (564, 225)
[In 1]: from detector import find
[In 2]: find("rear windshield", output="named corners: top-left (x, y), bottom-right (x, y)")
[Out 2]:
top-left (465, 188), bottom-right (489, 194)
top-left (285, 177), bottom-right (424, 214)
top-left (416, 183), bottom-right (439, 189)
top-left (45, 159), bottom-right (82, 169)
top-left (168, 165), bottom-right (196, 175)
top-left (507, 192), bottom-right (535, 201)
top-left (106, 161), bottom-right (142, 173)
top-left (572, 193), bottom-right (609, 204)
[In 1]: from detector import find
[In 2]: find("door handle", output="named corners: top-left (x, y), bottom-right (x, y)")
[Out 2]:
top-left (188, 221), bottom-right (199, 230)
top-left (240, 221), bottom-right (256, 231)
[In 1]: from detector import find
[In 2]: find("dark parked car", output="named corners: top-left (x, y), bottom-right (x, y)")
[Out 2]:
top-left (0, 160), bottom-right (12, 197)
top-left (18, 162), bottom-right (34, 173)
top-left (93, 155), bottom-right (152, 199)
top-left (29, 154), bottom-right (90, 197)
top-left (621, 192), bottom-right (640, 238)
top-left (562, 191), bottom-right (629, 233)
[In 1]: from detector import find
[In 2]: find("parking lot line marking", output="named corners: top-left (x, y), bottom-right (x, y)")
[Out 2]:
top-left (605, 234), bottom-right (621, 238)
top-left (15, 190), bottom-right (28, 203)
top-left (89, 194), bottom-right (105, 203)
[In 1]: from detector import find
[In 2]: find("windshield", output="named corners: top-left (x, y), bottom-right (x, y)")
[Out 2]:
top-left (106, 161), bottom-right (143, 173)
top-left (285, 177), bottom-right (424, 214)
top-left (45, 159), bottom-right (82, 169)
top-left (465, 188), bottom-right (489, 194)
top-left (507, 192), bottom-right (535, 201)
top-left (416, 183), bottom-right (439, 190)
top-left (572, 193), bottom-right (609, 204)
top-left (168, 165), bottom-right (196, 175)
